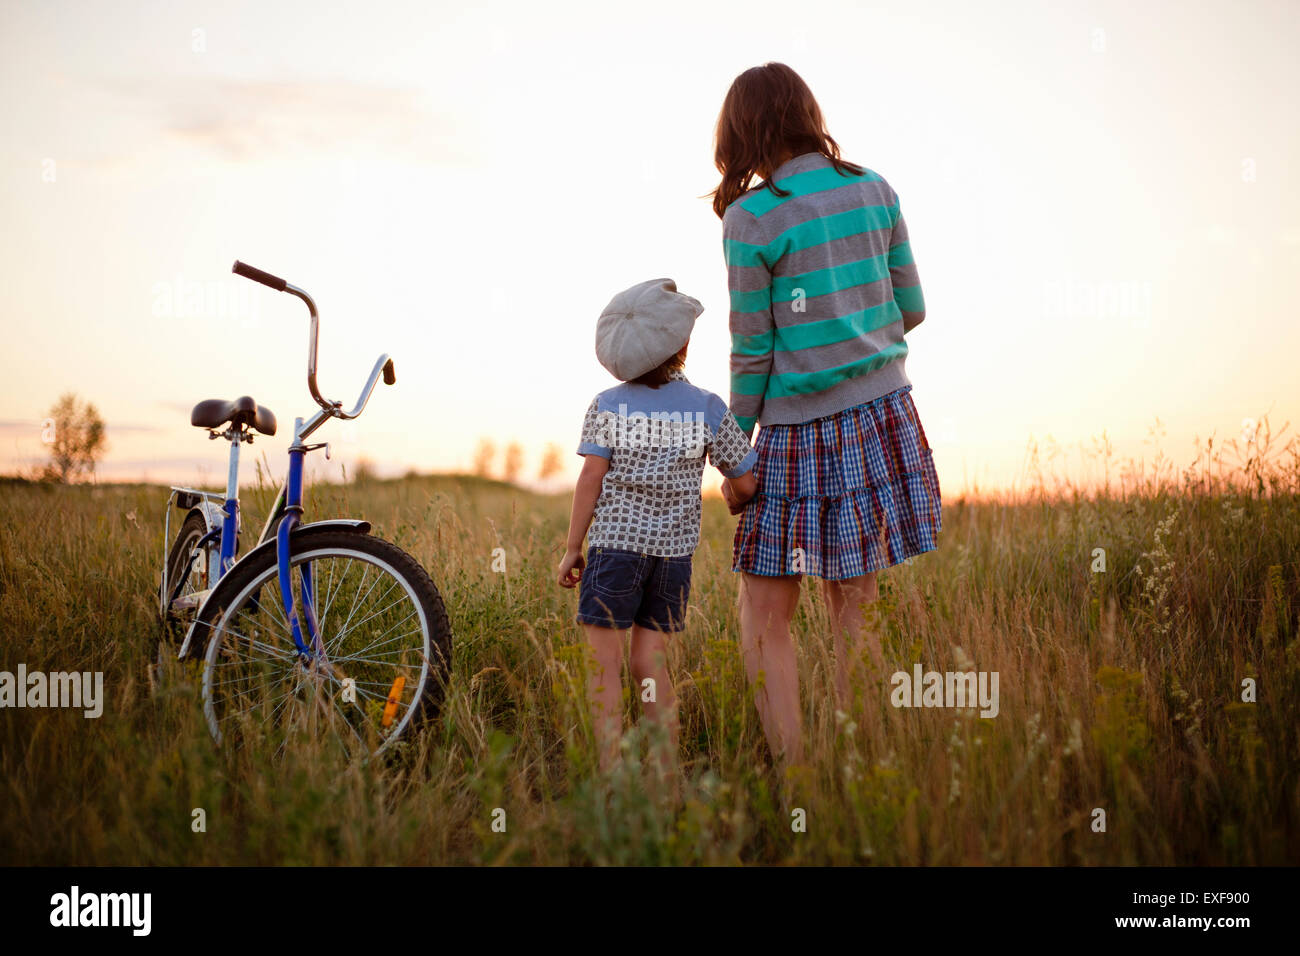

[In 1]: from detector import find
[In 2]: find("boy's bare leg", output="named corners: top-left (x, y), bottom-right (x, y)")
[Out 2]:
top-left (583, 624), bottom-right (624, 773)
top-left (737, 573), bottom-right (804, 768)
top-left (821, 573), bottom-right (880, 709)
top-left (630, 624), bottom-right (679, 802)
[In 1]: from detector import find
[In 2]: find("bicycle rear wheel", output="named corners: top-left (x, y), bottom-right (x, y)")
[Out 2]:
top-left (153, 510), bottom-right (218, 691)
top-left (162, 510), bottom-right (214, 629)
top-left (195, 531), bottom-right (451, 759)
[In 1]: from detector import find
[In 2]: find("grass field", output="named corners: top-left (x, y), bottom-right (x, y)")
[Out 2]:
top-left (1, 433), bottom-right (1298, 866)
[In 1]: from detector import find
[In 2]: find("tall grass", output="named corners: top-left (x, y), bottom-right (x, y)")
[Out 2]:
top-left (0, 428), bottom-right (1297, 865)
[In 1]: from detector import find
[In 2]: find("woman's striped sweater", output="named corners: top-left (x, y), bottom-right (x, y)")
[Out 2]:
top-left (723, 151), bottom-right (925, 436)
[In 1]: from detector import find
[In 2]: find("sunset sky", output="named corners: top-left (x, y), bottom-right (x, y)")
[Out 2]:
top-left (1, 0), bottom-right (1297, 496)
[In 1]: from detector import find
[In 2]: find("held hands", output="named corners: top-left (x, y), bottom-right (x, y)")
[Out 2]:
top-left (721, 470), bottom-right (759, 515)
top-left (557, 548), bottom-right (585, 588)
top-left (720, 479), bottom-right (746, 516)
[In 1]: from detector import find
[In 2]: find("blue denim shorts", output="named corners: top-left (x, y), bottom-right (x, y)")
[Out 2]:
top-left (576, 546), bottom-right (692, 633)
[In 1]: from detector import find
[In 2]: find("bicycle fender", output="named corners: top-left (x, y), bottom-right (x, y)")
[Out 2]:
top-left (193, 500), bottom-right (225, 535)
top-left (176, 518), bottom-right (372, 660)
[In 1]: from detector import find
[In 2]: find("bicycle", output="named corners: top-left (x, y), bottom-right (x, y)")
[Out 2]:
top-left (158, 260), bottom-right (452, 760)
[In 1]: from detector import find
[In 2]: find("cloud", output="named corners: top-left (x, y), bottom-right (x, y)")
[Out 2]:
top-left (85, 75), bottom-right (480, 167)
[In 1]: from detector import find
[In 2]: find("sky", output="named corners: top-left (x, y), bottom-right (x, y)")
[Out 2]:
top-left (1, 0), bottom-right (1297, 496)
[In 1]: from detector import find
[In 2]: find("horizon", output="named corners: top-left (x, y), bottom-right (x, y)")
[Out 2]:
top-left (9, 409), bottom-right (1292, 509)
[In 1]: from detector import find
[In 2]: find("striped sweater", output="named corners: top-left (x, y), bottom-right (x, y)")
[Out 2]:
top-left (723, 151), bottom-right (925, 435)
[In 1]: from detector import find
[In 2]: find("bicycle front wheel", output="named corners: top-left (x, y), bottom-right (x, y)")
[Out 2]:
top-left (195, 531), bottom-right (451, 759)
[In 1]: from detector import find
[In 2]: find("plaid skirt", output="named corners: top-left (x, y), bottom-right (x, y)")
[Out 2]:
top-left (732, 385), bottom-right (942, 580)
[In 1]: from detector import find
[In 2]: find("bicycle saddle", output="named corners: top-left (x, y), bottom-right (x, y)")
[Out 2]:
top-left (191, 396), bottom-right (277, 436)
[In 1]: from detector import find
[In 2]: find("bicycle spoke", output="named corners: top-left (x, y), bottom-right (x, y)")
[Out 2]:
top-left (332, 648), bottom-right (425, 668)
top-left (329, 590), bottom-right (410, 652)
top-left (228, 608), bottom-right (292, 653)
top-left (332, 629), bottom-right (424, 667)
top-left (327, 574), bottom-right (398, 657)
top-left (332, 614), bottom-right (421, 661)
top-left (207, 622), bottom-right (289, 662)
top-left (348, 677), bottom-right (416, 690)
top-left (315, 555), bottom-right (345, 633)
top-left (261, 583), bottom-right (293, 634)
top-left (331, 563), bottom-right (379, 652)
top-left (207, 661), bottom-right (296, 690)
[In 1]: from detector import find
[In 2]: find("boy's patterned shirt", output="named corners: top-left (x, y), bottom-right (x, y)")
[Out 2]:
top-left (577, 370), bottom-right (756, 557)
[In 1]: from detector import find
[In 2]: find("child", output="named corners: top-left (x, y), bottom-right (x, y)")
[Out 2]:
top-left (557, 277), bottom-right (758, 784)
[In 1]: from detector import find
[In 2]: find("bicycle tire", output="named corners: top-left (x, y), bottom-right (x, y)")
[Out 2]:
top-left (162, 511), bottom-right (210, 625)
top-left (155, 511), bottom-right (215, 691)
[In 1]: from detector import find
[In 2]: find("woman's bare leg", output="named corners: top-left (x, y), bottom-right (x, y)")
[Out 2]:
top-left (737, 573), bottom-right (804, 767)
top-left (821, 573), bottom-right (880, 708)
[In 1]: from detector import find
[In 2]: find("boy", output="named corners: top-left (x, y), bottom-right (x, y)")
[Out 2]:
top-left (557, 277), bottom-right (758, 782)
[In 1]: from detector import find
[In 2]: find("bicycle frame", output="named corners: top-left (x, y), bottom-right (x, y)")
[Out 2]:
top-left (278, 418), bottom-right (323, 659)
top-left (166, 421), bottom-right (325, 659)
top-left (267, 279), bottom-right (391, 663)
top-left (168, 261), bottom-right (395, 667)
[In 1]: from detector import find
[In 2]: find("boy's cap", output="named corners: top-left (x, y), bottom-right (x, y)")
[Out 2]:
top-left (595, 278), bottom-right (703, 381)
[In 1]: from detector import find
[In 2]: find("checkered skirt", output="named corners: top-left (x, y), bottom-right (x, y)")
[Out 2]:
top-left (732, 386), bottom-right (942, 579)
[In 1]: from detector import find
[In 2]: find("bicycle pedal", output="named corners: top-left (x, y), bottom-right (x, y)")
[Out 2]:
top-left (171, 589), bottom-right (212, 611)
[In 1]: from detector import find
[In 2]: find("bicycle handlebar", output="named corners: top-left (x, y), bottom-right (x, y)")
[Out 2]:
top-left (334, 353), bottom-right (394, 420)
top-left (231, 259), bottom-right (394, 428)
top-left (232, 260), bottom-right (287, 292)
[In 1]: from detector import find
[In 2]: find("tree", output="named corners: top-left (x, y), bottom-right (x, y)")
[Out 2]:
top-left (502, 442), bottom-right (524, 484)
top-left (537, 443), bottom-right (564, 481)
top-left (44, 392), bottom-right (106, 482)
top-left (472, 438), bottom-right (496, 478)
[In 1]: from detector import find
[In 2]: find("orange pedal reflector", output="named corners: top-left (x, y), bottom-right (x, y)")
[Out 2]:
top-left (382, 675), bottom-right (407, 728)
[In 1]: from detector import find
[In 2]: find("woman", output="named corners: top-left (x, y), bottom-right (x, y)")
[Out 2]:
top-left (711, 63), bottom-right (942, 768)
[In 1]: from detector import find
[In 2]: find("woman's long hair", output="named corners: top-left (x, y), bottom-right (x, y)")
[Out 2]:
top-left (710, 62), bottom-right (862, 219)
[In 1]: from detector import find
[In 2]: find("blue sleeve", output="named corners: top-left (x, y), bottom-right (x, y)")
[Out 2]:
top-left (706, 394), bottom-right (756, 478)
top-left (576, 397), bottom-right (611, 458)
